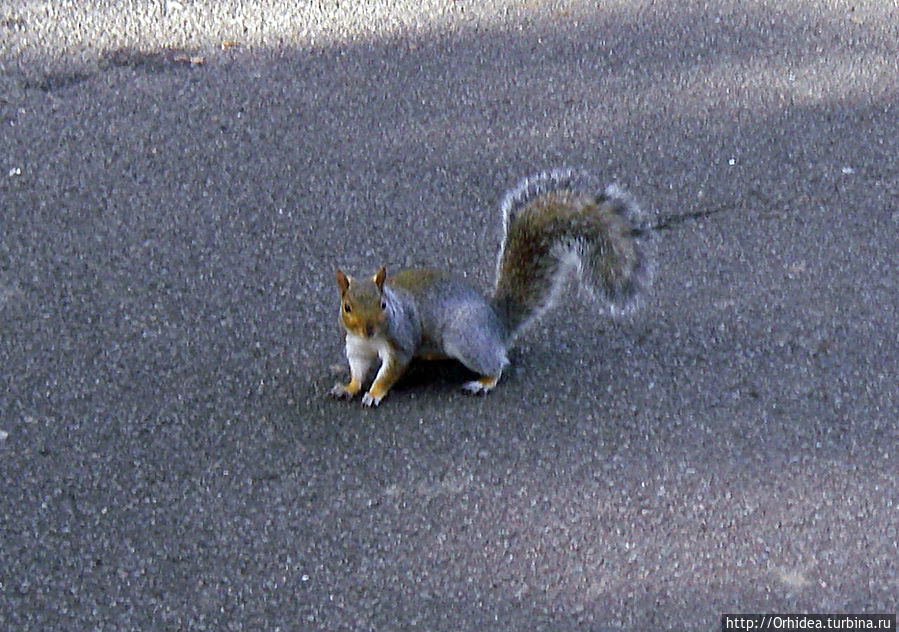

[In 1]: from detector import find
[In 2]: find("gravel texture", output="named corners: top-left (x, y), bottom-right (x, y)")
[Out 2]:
top-left (1, 0), bottom-right (897, 629)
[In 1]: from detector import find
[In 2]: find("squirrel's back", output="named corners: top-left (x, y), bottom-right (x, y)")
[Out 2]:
top-left (492, 168), bottom-right (653, 338)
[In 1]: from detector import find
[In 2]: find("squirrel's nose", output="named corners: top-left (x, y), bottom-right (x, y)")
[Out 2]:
top-left (365, 325), bottom-right (375, 338)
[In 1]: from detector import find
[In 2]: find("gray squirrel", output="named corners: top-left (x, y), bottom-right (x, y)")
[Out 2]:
top-left (330, 168), bottom-right (654, 406)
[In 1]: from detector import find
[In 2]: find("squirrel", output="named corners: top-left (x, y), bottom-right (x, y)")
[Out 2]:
top-left (330, 168), bottom-right (653, 406)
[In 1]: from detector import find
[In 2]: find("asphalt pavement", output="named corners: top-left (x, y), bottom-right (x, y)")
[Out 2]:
top-left (2, 1), bottom-right (897, 630)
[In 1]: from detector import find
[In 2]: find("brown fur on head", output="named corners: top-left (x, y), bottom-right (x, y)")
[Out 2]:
top-left (335, 269), bottom-right (350, 295)
top-left (335, 267), bottom-right (388, 338)
top-left (373, 266), bottom-right (386, 291)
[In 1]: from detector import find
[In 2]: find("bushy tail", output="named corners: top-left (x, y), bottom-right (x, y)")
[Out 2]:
top-left (491, 168), bottom-right (653, 340)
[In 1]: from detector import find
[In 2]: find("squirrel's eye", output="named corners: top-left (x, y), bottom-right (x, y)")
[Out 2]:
top-left (343, 303), bottom-right (351, 313)
top-left (380, 300), bottom-right (387, 310)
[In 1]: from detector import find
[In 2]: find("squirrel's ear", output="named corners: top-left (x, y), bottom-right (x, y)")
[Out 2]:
top-left (335, 269), bottom-right (350, 294)
top-left (373, 266), bottom-right (387, 291)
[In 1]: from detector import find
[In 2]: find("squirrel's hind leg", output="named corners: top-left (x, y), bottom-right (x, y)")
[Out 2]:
top-left (443, 341), bottom-right (508, 396)
top-left (440, 305), bottom-right (509, 396)
top-left (462, 373), bottom-right (502, 395)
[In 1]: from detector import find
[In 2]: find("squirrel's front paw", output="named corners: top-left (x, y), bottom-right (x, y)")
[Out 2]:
top-left (330, 383), bottom-right (359, 400)
top-left (361, 392), bottom-right (383, 407)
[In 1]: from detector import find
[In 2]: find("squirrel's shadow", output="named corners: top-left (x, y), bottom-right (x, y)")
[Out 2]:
top-left (391, 359), bottom-right (481, 394)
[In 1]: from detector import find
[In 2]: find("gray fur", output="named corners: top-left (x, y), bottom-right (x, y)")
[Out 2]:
top-left (493, 168), bottom-right (654, 339)
top-left (380, 283), bottom-right (420, 362)
top-left (409, 275), bottom-right (509, 376)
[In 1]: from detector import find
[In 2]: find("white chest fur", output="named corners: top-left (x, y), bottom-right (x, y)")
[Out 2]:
top-left (345, 333), bottom-right (392, 363)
